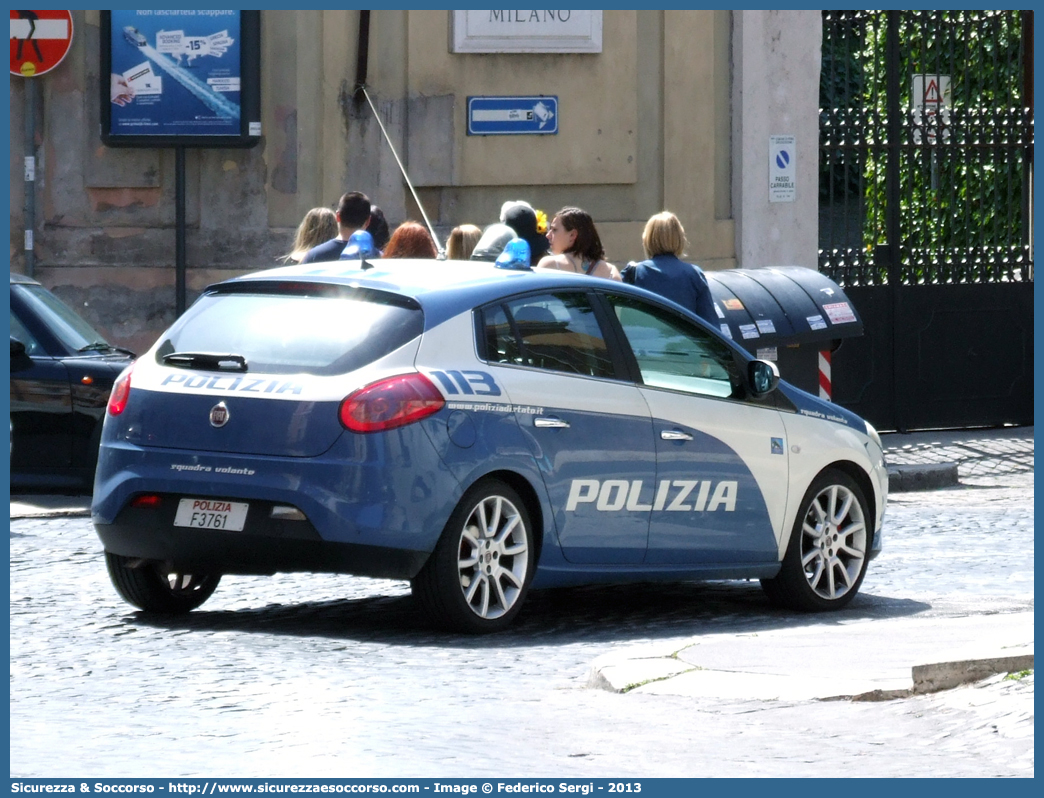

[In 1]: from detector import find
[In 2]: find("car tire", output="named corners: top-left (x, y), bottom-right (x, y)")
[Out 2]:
top-left (411, 478), bottom-right (535, 633)
top-left (761, 468), bottom-right (870, 612)
top-left (105, 552), bottom-right (221, 614)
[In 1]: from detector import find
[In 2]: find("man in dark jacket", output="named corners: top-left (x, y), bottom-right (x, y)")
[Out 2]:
top-left (300, 191), bottom-right (372, 263)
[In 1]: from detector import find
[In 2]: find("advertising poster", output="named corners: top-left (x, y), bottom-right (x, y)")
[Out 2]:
top-left (108, 9), bottom-right (242, 138)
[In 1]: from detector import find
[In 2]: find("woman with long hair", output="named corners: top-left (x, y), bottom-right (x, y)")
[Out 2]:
top-left (535, 207), bottom-right (620, 280)
top-left (281, 207), bottom-right (338, 263)
top-left (446, 224), bottom-right (482, 260)
top-left (383, 221), bottom-right (438, 259)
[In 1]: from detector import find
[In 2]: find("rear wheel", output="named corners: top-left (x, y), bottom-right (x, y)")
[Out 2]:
top-left (761, 469), bottom-right (870, 611)
top-left (105, 552), bottom-right (220, 613)
top-left (412, 479), bottom-right (535, 633)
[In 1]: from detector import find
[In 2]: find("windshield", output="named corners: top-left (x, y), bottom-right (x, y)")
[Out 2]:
top-left (19, 284), bottom-right (109, 352)
top-left (155, 285), bottom-right (424, 376)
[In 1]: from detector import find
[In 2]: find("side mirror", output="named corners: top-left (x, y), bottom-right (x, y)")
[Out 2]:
top-left (748, 359), bottom-right (779, 398)
top-left (10, 337), bottom-right (26, 357)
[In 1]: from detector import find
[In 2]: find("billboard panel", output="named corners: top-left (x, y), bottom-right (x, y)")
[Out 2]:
top-left (101, 10), bottom-right (259, 148)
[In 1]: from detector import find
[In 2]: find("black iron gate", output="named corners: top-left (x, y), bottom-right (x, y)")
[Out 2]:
top-left (819, 10), bottom-right (1033, 431)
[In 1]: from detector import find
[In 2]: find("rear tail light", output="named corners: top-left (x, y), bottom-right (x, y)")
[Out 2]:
top-left (130, 494), bottom-right (162, 509)
top-left (339, 373), bottom-right (445, 433)
top-left (107, 365), bottom-right (134, 416)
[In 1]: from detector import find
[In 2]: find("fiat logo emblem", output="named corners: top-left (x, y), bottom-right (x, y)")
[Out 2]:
top-left (209, 402), bottom-right (230, 428)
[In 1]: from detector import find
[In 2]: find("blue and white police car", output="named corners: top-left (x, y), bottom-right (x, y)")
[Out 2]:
top-left (92, 259), bottom-right (887, 633)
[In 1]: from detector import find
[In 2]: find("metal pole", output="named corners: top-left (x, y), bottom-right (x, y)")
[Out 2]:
top-left (360, 87), bottom-right (444, 255)
top-left (1023, 10), bottom-right (1033, 281)
top-left (885, 11), bottom-right (905, 432)
top-left (175, 147), bottom-right (187, 316)
top-left (353, 10), bottom-right (370, 109)
top-left (24, 78), bottom-right (36, 278)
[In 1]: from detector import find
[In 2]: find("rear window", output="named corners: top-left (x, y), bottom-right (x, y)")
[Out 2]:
top-left (155, 283), bottom-right (423, 376)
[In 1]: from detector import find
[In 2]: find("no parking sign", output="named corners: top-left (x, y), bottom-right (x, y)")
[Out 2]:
top-left (769, 134), bottom-right (796, 202)
top-left (10, 10), bottom-right (73, 77)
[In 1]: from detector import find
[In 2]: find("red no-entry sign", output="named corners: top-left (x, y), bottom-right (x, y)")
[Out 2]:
top-left (10, 10), bottom-right (73, 77)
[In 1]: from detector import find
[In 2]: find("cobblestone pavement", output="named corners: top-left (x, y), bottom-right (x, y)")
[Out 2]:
top-left (9, 429), bottom-right (1034, 778)
top-left (882, 425), bottom-right (1034, 480)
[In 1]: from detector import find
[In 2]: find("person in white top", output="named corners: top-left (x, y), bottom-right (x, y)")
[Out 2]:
top-left (535, 207), bottom-right (621, 281)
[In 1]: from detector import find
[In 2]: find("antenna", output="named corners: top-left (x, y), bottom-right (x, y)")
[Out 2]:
top-left (359, 86), bottom-right (445, 257)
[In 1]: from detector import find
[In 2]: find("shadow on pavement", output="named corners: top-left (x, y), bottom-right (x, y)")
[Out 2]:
top-left (126, 580), bottom-right (931, 648)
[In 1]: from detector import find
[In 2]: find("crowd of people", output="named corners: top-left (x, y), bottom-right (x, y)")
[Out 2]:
top-left (279, 191), bottom-right (716, 323)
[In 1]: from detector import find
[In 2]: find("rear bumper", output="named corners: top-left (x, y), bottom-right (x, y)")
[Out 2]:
top-left (92, 428), bottom-right (462, 555)
top-left (96, 497), bottom-right (428, 579)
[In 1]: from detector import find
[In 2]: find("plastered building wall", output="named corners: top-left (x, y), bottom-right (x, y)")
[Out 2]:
top-left (8, 10), bottom-right (821, 354)
top-left (732, 10), bottom-right (822, 270)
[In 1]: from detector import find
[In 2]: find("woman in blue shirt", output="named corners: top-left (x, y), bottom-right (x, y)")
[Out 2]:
top-left (622, 211), bottom-right (717, 324)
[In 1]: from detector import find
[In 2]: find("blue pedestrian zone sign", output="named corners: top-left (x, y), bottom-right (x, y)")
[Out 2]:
top-left (467, 95), bottom-right (558, 135)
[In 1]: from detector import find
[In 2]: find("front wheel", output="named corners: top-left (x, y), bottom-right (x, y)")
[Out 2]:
top-left (105, 552), bottom-right (221, 613)
top-left (412, 479), bottom-right (535, 633)
top-left (761, 469), bottom-right (870, 611)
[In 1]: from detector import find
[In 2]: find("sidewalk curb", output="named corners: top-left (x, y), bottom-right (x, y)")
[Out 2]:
top-left (589, 652), bottom-right (1035, 701)
top-left (846, 654), bottom-right (1036, 701)
top-left (887, 462), bottom-right (960, 492)
top-left (911, 653), bottom-right (1034, 694)
top-left (586, 612), bottom-right (1034, 701)
top-left (10, 508), bottom-right (91, 520)
top-left (10, 498), bottom-right (92, 520)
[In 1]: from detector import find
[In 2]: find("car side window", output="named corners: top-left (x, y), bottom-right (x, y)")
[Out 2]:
top-left (10, 312), bottom-right (43, 356)
top-left (483, 293), bottom-right (615, 379)
top-left (607, 295), bottom-right (741, 399)
top-left (482, 303), bottom-right (521, 366)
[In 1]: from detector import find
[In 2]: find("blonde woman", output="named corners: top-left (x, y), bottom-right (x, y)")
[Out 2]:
top-left (281, 207), bottom-right (338, 263)
top-left (446, 224), bottom-right (482, 260)
top-left (621, 211), bottom-right (716, 323)
top-left (535, 207), bottom-right (621, 281)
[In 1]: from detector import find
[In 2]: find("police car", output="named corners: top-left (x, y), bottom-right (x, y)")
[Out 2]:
top-left (92, 259), bottom-right (887, 633)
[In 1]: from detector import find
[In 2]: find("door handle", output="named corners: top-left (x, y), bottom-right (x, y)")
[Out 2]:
top-left (534, 417), bottom-right (570, 429)
top-left (660, 429), bottom-right (693, 441)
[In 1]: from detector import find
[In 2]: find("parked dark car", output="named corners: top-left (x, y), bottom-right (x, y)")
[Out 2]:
top-left (10, 273), bottom-right (134, 490)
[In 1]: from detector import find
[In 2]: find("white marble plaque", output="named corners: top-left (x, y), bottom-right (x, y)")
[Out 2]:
top-left (451, 10), bottom-right (602, 53)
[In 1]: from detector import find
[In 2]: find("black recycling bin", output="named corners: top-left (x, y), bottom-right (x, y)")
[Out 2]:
top-left (704, 267), bottom-right (863, 398)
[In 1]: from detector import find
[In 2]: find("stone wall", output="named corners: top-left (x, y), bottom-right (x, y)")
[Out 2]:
top-left (9, 10), bottom-right (821, 354)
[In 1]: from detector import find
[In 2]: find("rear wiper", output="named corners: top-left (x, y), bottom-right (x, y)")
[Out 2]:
top-left (162, 352), bottom-right (249, 372)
